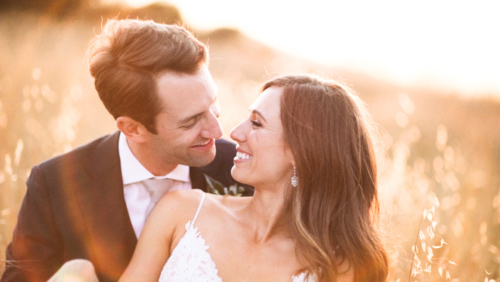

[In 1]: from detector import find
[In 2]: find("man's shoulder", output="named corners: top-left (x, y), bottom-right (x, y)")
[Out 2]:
top-left (214, 138), bottom-right (236, 159)
top-left (38, 132), bottom-right (120, 171)
top-left (214, 138), bottom-right (236, 149)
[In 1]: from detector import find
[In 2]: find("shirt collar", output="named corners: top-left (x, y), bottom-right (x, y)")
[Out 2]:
top-left (118, 132), bottom-right (191, 185)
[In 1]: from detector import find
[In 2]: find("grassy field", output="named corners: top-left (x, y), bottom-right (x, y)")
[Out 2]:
top-left (1, 5), bottom-right (499, 281)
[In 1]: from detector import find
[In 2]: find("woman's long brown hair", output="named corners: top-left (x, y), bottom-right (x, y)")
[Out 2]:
top-left (262, 75), bottom-right (388, 281)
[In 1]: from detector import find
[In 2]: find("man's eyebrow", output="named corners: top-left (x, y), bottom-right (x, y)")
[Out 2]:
top-left (179, 112), bottom-right (203, 124)
top-left (250, 109), bottom-right (267, 123)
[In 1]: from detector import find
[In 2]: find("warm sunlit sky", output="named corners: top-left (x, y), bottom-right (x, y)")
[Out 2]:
top-left (104, 0), bottom-right (500, 96)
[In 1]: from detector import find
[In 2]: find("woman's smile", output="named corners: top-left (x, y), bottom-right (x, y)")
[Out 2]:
top-left (234, 149), bottom-right (253, 163)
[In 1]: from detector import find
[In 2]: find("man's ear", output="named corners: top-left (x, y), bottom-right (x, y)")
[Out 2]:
top-left (116, 116), bottom-right (149, 143)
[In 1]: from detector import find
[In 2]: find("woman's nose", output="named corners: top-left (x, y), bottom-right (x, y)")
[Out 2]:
top-left (229, 120), bottom-right (248, 143)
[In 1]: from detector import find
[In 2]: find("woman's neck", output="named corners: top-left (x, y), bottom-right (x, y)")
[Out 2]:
top-left (241, 187), bottom-right (292, 243)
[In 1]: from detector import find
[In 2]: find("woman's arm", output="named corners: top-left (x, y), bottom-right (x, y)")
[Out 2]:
top-left (119, 190), bottom-right (201, 282)
top-left (47, 259), bottom-right (99, 282)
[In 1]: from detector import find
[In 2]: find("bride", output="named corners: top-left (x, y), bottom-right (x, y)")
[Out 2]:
top-left (119, 74), bottom-right (389, 282)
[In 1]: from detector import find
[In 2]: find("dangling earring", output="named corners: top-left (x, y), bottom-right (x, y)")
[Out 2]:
top-left (291, 166), bottom-right (298, 187)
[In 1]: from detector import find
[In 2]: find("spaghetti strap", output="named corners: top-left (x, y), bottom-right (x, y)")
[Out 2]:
top-left (191, 192), bottom-right (206, 225)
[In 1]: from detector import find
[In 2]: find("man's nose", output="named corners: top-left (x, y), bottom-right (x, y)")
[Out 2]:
top-left (201, 109), bottom-right (223, 139)
top-left (212, 103), bottom-right (221, 119)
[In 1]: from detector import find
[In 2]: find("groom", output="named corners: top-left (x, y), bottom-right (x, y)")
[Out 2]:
top-left (1, 19), bottom-right (251, 282)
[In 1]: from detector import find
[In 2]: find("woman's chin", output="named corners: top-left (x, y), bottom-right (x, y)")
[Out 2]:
top-left (230, 166), bottom-right (252, 186)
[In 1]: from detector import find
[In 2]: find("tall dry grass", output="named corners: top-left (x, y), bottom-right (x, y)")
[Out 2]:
top-left (1, 7), bottom-right (500, 281)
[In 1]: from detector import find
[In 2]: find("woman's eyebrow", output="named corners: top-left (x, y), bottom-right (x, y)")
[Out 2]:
top-left (250, 109), bottom-right (267, 123)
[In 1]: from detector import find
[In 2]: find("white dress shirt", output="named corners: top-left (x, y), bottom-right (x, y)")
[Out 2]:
top-left (118, 132), bottom-right (191, 238)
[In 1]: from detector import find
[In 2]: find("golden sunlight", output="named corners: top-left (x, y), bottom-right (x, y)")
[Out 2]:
top-left (104, 0), bottom-right (500, 96)
top-left (2, 1), bottom-right (500, 281)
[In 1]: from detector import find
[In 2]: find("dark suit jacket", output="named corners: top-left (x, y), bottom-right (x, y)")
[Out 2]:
top-left (1, 132), bottom-right (252, 282)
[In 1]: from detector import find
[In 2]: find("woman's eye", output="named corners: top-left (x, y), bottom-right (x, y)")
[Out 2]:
top-left (250, 120), bottom-right (262, 127)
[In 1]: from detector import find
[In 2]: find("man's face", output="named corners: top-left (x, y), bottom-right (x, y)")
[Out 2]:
top-left (144, 66), bottom-right (223, 168)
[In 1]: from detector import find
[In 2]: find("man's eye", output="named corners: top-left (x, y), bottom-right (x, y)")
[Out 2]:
top-left (250, 120), bottom-right (262, 127)
top-left (182, 119), bottom-right (198, 129)
top-left (183, 122), bottom-right (196, 129)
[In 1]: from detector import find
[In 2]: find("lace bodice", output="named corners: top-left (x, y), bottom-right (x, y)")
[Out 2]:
top-left (158, 193), bottom-right (313, 282)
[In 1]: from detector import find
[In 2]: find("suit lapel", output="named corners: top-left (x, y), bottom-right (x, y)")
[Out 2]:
top-left (190, 167), bottom-right (207, 192)
top-left (76, 132), bottom-right (137, 281)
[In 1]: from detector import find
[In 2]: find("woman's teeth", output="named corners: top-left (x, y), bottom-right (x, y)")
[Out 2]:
top-left (236, 152), bottom-right (253, 160)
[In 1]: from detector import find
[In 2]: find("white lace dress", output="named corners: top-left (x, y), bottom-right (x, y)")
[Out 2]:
top-left (158, 193), bottom-right (314, 282)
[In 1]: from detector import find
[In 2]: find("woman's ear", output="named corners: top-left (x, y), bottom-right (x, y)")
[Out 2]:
top-left (289, 153), bottom-right (296, 171)
top-left (285, 145), bottom-right (296, 168)
top-left (116, 116), bottom-right (149, 143)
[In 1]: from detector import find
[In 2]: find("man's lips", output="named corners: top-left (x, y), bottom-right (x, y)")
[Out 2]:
top-left (191, 139), bottom-right (214, 151)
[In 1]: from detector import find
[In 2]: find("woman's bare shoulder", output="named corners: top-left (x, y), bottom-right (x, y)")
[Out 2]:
top-left (160, 189), bottom-right (205, 203)
top-left (204, 193), bottom-right (252, 211)
top-left (157, 189), bottom-right (204, 207)
top-left (152, 189), bottom-right (206, 224)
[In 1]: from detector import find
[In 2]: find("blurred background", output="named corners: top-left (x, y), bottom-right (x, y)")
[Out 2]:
top-left (0, 0), bottom-right (499, 281)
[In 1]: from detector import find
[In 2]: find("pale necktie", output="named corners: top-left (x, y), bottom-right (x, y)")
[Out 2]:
top-left (143, 178), bottom-right (176, 217)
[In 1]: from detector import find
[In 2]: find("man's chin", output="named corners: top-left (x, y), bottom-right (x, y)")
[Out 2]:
top-left (187, 149), bottom-right (216, 167)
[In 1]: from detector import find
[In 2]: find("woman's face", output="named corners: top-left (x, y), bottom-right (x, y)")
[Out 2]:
top-left (229, 86), bottom-right (294, 189)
